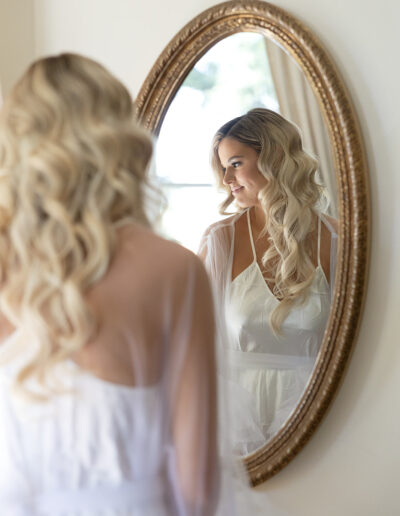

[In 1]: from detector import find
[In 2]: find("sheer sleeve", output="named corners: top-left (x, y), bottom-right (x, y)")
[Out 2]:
top-left (166, 255), bottom-right (219, 515)
top-left (329, 227), bottom-right (338, 301)
top-left (320, 213), bottom-right (338, 301)
top-left (154, 250), bottom-right (259, 516)
top-left (198, 217), bottom-right (236, 304)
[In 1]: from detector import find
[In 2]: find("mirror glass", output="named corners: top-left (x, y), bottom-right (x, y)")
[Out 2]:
top-left (153, 32), bottom-right (338, 456)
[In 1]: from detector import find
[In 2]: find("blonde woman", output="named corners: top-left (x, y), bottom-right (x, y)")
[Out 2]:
top-left (199, 108), bottom-right (338, 454)
top-left (0, 53), bottom-right (257, 515)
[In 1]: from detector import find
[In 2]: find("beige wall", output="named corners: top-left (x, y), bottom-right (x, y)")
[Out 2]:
top-left (1, 1), bottom-right (399, 514)
top-left (0, 0), bottom-right (34, 97)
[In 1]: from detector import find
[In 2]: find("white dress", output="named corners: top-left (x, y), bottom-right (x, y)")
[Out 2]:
top-left (200, 210), bottom-right (337, 455)
top-left (0, 230), bottom-right (260, 516)
top-left (0, 336), bottom-right (171, 516)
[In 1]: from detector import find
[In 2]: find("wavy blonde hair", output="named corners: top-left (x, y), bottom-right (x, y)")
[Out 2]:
top-left (0, 53), bottom-right (153, 396)
top-left (211, 108), bottom-right (324, 334)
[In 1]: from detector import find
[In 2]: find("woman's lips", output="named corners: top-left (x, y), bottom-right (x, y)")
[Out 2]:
top-left (232, 186), bottom-right (244, 195)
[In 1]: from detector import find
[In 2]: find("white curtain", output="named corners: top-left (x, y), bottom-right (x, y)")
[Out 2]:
top-left (265, 39), bottom-right (337, 218)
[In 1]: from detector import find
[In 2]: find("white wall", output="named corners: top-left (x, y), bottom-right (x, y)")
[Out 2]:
top-left (33, 0), bottom-right (197, 101)
top-left (1, 1), bottom-right (399, 514)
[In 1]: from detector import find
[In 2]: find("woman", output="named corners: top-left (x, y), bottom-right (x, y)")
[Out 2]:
top-left (199, 108), bottom-right (338, 455)
top-left (0, 53), bottom-right (250, 515)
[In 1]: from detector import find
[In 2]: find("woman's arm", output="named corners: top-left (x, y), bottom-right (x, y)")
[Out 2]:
top-left (170, 253), bottom-right (219, 514)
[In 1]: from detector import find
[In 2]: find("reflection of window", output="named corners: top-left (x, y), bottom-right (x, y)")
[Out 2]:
top-left (155, 33), bottom-right (279, 252)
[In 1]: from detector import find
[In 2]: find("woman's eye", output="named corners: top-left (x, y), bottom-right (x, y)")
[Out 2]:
top-left (232, 161), bottom-right (241, 168)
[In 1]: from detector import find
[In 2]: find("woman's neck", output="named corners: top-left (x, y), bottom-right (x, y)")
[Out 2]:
top-left (251, 205), bottom-right (267, 232)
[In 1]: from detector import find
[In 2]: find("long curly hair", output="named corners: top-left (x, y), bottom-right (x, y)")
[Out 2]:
top-left (0, 53), bottom-right (153, 396)
top-left (211, 108), bottom-right (324, 334)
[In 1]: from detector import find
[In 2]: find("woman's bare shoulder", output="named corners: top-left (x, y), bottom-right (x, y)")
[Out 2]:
top-left (117, 222), bottom-right (202, 277)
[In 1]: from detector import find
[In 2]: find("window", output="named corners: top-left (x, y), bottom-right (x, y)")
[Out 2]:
top-left (154, 32), bottom-right (279, 251)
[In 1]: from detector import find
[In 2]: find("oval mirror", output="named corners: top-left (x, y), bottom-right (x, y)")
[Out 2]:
top-left (135, 0), bottom-right (369, 485)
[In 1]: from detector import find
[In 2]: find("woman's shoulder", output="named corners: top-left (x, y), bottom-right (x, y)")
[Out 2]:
top-left (117, 222), bottom-right (203, 278)
top-left (202, 212), bottom-right (242, 238)
top-left (198, 213), bottom-right (242, 262)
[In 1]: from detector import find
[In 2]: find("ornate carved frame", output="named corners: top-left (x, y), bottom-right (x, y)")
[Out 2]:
top-left (135, 0), bottom-right (370, 486)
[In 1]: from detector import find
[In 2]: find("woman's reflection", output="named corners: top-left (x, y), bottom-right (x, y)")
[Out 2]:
top-left (199, 108), bottom-right (338, 455)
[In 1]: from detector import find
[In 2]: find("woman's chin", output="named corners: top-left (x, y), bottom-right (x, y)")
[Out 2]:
top-left (235, 199), bottom-right (254, 209)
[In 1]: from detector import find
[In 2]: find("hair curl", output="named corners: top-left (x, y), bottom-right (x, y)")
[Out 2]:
top-left (0, 53), bottom-right (153, 396)
top-left (211, 108), bottom-right (325, 334)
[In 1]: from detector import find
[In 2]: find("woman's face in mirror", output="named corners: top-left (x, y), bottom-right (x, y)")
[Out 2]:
top-left (218, 137), bottom-right (267, 209)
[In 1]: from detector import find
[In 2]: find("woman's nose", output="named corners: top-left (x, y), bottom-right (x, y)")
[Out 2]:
top-left (222, 167), bottom-right (234, 185)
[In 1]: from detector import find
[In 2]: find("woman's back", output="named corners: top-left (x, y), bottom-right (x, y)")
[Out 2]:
top-left (75, 223), bottom-right (200, 386)
top-left (0, 224), bottom-right (221, 515)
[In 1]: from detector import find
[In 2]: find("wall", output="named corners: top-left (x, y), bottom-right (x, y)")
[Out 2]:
top-left (1, 1), bottom-right (399, 514)
top-left (0, 0), bottom-right (34, 97)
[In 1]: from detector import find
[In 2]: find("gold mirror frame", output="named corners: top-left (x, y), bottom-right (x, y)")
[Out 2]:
top-left (135, 0), bottom-right (370, 486)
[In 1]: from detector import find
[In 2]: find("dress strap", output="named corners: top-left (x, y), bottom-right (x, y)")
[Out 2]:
top-left (246, 209), bottom-right (257, 261)
top-left (319, 212), bottom-right (337, 235)
top-left (317, 215), bottom-right (322, 268)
